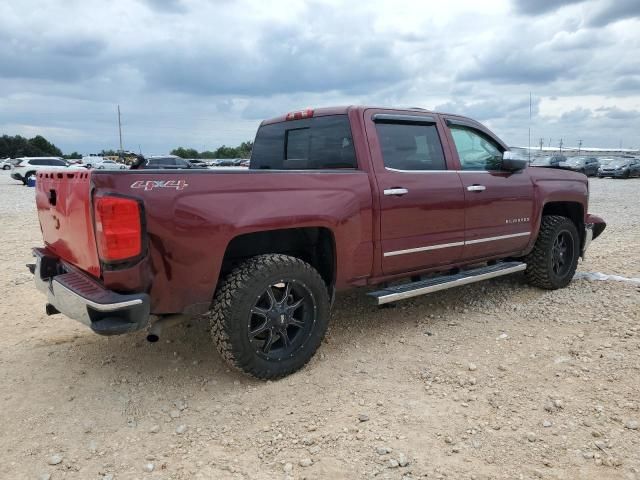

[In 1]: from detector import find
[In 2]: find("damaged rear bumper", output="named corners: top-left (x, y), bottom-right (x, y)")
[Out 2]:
top-left (31, 248), bottom-right (150, 335)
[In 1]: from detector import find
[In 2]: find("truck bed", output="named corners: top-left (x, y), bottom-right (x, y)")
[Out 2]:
top-left (35, 169), bottom-right (374, 314)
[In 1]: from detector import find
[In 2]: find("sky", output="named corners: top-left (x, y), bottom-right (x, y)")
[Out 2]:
top-left (1, 0), bottom-right (639, 154)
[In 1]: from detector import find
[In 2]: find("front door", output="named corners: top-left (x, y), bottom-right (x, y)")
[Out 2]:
top-left (444, 120), bottom-right (535, 260)
top-left (365, 110), bottom-right (466, 276)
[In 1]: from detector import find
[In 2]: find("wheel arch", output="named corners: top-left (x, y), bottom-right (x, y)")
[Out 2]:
top-left (220, 227), bottom-right (337, 294)
top-left (539, 201), bottom-right (585, 248)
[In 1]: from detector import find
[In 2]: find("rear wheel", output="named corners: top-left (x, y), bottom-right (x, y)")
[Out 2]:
top-left (210, 254), bottom-right (330, 379)
top-left (524, 215), bottom-right (579, 290)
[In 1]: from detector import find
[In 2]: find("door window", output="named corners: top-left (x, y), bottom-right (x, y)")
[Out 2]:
top-left (450, 126), bottom-right (503, 171)
top-left (375, 123), bottom-right (446, 171)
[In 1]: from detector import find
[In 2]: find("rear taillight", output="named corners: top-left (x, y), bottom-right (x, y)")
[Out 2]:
top-left (94, 196), bottom-right (142, 262)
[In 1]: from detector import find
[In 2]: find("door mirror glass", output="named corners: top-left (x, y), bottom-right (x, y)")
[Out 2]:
top-left (502, 151), bottom-right (527, 172)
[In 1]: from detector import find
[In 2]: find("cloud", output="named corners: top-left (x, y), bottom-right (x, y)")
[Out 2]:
top-left (0, 0), bottom-right (639, 153)
top-left (587, 0), bottom-right (640, 26)
top-left (511, 0), bottom-right (584, 15)
top-left (140, 0), bottom-right (188, 13)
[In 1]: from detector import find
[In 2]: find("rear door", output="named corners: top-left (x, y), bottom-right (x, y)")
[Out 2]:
top-left (443, 118), bottom-right (534, 260)
top-left (364, 110), bottom-right (465, 276)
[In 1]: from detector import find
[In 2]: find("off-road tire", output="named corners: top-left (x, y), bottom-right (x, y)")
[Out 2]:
top-left (525, 215), bottom-right (579, 290)
top-left (210, 254), bottom-right (330, 379)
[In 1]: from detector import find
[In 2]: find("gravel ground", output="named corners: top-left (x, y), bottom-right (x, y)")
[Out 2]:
top-left (0, 171), bottom-right (638, 480)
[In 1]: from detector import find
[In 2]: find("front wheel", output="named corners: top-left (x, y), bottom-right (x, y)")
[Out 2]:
top-left (524, 215), bottom-right (579, 290)
top-left (209, 254), bottom-right (330, 379)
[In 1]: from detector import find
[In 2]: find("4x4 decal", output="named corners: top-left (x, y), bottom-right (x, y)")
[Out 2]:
top-left (130, 180), bottom-right (189, 191)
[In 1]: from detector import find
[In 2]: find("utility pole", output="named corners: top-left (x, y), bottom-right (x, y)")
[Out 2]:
top-left (117, 105), bottom-right (123, 157)
top-left (539, 138), bottom-right (544, 151)
top-left (559, 138), bottom-right (563, 153)
top-left (548, 138), bottom-right (552, 148)
top-left (577, 139), bottom-right (582, 154)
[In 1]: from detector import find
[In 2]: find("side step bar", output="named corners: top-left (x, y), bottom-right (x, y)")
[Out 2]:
top-left (368, 261), bottom-right (527, 305)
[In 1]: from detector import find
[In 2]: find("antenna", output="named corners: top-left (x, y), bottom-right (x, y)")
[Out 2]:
top-left (117, 105), bottom-right (123, 156)
top-left (528, 92), bottom-right (532, 164)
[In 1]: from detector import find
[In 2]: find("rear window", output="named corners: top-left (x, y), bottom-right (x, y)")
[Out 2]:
top-left (251, 115), bottom-right (356, 170)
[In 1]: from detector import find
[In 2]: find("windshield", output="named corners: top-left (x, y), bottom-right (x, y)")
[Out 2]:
top-left (608, 159), bottom-right (629, 167)
top-left (531, 157), bottom-right (551, 166)
top-left (599, 158), bottom-right (616, 165)
top-left (564, 157), bottom-right (585, 165)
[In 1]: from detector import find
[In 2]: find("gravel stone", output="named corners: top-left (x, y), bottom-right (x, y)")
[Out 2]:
top-left (624, 419), bottom-right (639, 430)
top-left (299, 458), bottom-right (313, 467)
top-left (143, 462), bottom-right (155, 472)
top-left (358, 414), bottom-right (369, 422)
top-left (47, 454), bottom-right (63, 465)
top-left (175, 424), bottom-right (187, 435)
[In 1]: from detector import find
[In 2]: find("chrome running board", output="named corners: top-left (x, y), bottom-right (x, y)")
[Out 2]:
top-left (368, 261), bottom-right (527, 305)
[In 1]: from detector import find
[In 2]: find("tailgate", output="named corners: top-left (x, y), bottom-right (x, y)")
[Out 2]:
top-left (35, 170), bottom-right (101, 278)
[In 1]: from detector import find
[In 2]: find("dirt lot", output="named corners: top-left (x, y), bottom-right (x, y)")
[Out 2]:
top-left (0, 171), bottom-right (638, 480)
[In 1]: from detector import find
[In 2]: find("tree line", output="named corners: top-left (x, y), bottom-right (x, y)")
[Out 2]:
top-left (170, 141), bottom-right (253, 159)
top-left (1, 133), bottom-right (253, 160)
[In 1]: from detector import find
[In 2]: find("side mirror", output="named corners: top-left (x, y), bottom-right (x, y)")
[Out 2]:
top-left (502, 151), bottom-right (527, 172)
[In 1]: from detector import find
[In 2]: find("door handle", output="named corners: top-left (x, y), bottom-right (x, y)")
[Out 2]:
top-left (384, 188), bottom-right (409, 196)
top-left (466, 184), bottom-right (486, 192)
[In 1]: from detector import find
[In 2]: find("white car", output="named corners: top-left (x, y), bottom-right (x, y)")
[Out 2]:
top-left (95, 159), bottom-right (127, 170)
top-left (10, 157), bottom-right (70, 185)
top-left (2, 158), bottom-right (14, 170)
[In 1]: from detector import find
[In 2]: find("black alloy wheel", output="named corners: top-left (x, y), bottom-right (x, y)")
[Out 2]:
top-left (248, 280), bottom-right (316, 361)
top-left (551, 231), bottom-right (574, 277)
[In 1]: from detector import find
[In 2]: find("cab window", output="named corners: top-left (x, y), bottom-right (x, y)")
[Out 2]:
top-left (450, 126), bottom-right (503, 171)
top-left (375, 123), bottom-right (446, 171)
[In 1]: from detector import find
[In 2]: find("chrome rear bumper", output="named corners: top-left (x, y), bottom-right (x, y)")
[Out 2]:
top-left (32, 248), bottom-right (150, 335)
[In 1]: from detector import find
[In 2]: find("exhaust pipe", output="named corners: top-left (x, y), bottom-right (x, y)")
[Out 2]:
top-left (146, 314), bottom-right (189, 343)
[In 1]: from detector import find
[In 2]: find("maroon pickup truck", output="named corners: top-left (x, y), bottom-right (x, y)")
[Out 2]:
top-left (31, 106), bottom-right (606, 378)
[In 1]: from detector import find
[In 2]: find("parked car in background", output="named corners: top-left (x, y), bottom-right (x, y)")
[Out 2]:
top-left (10, 157), bottom-right (70, 185)
top-left (139, 155), bottom-right (199, 169)
top-left (560, 156), bottom-right (599, 176)
top-left (81, 156), bottom-right (105, 168)
top-left (2, 158), bottom-right (14, 170)
top-left (186, 159), bottom-right (209, 169)
top-left (531, 155), bottom-right (567, 168)
top-left (95, 159), bottom-right (127, 170)
top-left (598, 157), bottom-right (640, 178)
top-left (213, 159), bottom-right (236, 167)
